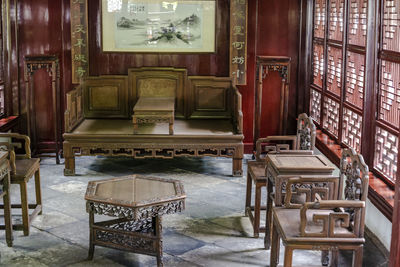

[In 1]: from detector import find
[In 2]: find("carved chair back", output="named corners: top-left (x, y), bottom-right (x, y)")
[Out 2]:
top-left (296, 113), bottom-right (316, 151)
top-left (0, 133), bottom-right (32, 175)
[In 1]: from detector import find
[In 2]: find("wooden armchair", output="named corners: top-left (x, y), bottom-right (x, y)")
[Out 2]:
top-left (245, 113), bottom-right (316, 237)
top-left (0, 133), bottom-right (42, 236)
top-left (269, 148), bottom-right (369, 267)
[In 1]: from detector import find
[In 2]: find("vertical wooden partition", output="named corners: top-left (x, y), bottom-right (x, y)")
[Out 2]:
top-left (253, 56), bottom-right (290, 151)
top-left (24, 55), bottom-right (61, 164)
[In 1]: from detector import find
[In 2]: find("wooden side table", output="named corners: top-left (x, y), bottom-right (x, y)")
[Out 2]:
top-left (132, 97), bottom-right (175, 135)
top-left (263, 154), bottom-right (335, 249)
top-left (85, 175), bottom-right (186, 267)
top-left (0, 151), bottom-right (12, 247)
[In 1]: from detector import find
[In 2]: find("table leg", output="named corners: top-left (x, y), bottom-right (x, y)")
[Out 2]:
top-left (264, 177), bottom-right (273, 249)
top-left (3, 173), bottom-right (13, 247)
top-left (169, 117), bottom-right (174, 135)
top-left (154, 216), bottom-right (163, 267)
top-left (88, 211), bottom-right (95, 260)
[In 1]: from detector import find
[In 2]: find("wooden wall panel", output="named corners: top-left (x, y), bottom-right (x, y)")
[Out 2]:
top-left (87, 0), bottom-right (230, 77)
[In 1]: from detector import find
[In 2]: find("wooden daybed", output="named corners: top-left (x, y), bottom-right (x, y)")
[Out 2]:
top-left (63, 67), bottom-right (244, 176)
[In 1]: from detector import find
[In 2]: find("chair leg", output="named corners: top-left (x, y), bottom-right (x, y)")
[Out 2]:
top-left (20, 182), bottom-right (30, 236)
top-left (283, 247), bottom-right (293, 267)
top-left (329, 249), bottom-right (339, 267)
top-left (253, 183), bottom-right (262, 238)
top-left (34, 169), bottom-right (42, 215)
top-left (264, 178), bottom-right (273, 249)
top-left (3, 176), bottom-right (13, 247)
top-left (245, 172), bottom-right (252, 215)
top-left (270, 219), bottom-right (280, 267)
top-left (352, 246), bottom-right (363, 267)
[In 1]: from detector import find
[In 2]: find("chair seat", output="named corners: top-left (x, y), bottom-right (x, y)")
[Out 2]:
top-left (11, 158), bottom-right (40, 182)
top-left (248, 161), bottom-right (267, 182)
top-left (273, 207), bottom-right (365, 244)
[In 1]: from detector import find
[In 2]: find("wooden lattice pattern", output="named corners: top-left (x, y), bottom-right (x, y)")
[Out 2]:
top-left (374, 126), bottom-right (398, 182)
top-left (313, 43), bottom-right (324, 88)
top-left (327, 46), bottom-right (343, 96)
top-left (383, 0), bottom-right (400, 52)
top-left (379, 60), bottom-right (400, 127)
top-left (314, 0), bottom-right (326, 39)
top-left (345, 51), bottom-right (365, 108)
top-left (342, 108), bottom-right (362, 152)
top-left (348, 0), bottom-right (368, 46)
top-left (329, 0), bottom-right (345, 40)
top-left (310, 89), bottom-right (322, 124)
top-left (323, 96), bottom-right (340, 137)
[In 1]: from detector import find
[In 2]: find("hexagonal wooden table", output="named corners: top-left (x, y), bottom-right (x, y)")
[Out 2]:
top-left (85, 175), bottom-right (186, 266)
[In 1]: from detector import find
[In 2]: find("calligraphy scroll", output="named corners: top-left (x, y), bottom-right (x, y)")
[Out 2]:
top-left (71, 0), bottom-right (89, 84)
top-left (230, 0), bottom-right (248, 85)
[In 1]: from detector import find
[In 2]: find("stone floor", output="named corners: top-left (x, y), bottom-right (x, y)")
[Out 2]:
top-left (0, 155), bottom-right (389, 266)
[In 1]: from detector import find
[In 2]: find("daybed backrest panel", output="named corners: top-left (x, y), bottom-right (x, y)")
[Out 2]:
top-left (129, 67), bottom-right (187, 118)
top-left (188, 77), bottom-right (232, 119)
top-left (137, 78), bottom-right (176, 98)
top-left (83, 76), bottom-right (129, 118)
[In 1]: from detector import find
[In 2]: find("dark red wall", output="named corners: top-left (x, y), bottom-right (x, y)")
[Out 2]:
top-left (238, 0), bottom-right (302, 151)
top-left (10, 0), bottom-right (302, 154)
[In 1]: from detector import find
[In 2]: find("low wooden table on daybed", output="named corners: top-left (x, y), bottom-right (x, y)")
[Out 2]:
top-left (63, 67), bottom-right (244, 176)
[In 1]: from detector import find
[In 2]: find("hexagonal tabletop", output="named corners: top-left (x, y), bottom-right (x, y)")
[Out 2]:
top-left (85, 175), bottom-right (186, 208)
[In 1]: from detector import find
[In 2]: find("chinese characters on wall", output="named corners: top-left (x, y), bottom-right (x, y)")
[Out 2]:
top-left (230, 0), bottom-right (247, 85)
top-left (71, 0), bottom-right (89, 84)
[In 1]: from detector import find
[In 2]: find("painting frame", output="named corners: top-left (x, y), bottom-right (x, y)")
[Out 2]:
top-left (101, 0), bottom-right (216, 53)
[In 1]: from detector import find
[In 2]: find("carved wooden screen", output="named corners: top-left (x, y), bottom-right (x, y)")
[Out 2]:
top-left (309, 0), bottom-right (400, 184)
top-left (310, 0), bottom-right (367, 153)
top-left (374, 0), bottom-right (400, 183)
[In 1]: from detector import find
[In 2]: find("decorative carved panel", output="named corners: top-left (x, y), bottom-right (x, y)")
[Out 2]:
top-left (348, 0), bottom-right (368, 46)
top-left (342, 108), bottom-right (362, 152)
top-left (313, 43), bottom-right (324, 88)
top-left (188, 77), bottom-right (232, 119)
top-left (374, 126), bottom-right (398, 182)
top-left (84, 76), bottom-right (128, 118)
top-left (379, 60), bottom-right (400, 126)
top-left (310, 89), bottom-right (322, 124)
top-left (345, 51), bottom-right (365, 108)
top-left (323, 96), bottom-right (340, 137)
top-left (71, 0), bottom-right (89, 83)
top-left (230, 0), bottom-right (248, 85)
top-left (383, 0), bottom-right (400, 52)
top-left (314, 0), bottom-right (326, 39)
top-left (328, 0), bottom-right (345, 41)
top-left (327, 46), bottom-right (343, 96)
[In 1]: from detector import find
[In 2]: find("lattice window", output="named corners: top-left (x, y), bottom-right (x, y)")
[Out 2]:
top-left (342, 108), bottom-right (362, 152)
top-left (313, 43), bottom-right (324, 88)
top-left (328, 0), bottom-right (345, 41)
top-left (379, 60), bottom-right (400, 127)
top-left (314, 0), bottom-right (326, 39)
top-left (345, 52), bottom-right (365, 107)
top-left (348, 0), bottom-right (368, 46)
top-left (374, 126), bottom-right (398, 182)
top-left (310, 89), bottom-right (322, 124)
top-left (383, 0), bottom-right (400, 52)
top-left (327, 46), bottom-right (342, 96)
top-left (323, 96), bottom-right (340, 137)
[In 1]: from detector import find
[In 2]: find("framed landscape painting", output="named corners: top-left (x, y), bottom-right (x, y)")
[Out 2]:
top-left (102, 0), bottom-right (216, 53)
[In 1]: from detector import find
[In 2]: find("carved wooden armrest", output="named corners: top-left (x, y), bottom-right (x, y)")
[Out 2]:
top-left (299, 200), bottom-right (365, 238)
top-left (232, 87), bottom-right (243, 134)
top-left (0, 133), bottom-right (31, 159)
top-left (284, 176), bottom-right (340, 208)
top-left (255, 135), bottom-right (297, 160)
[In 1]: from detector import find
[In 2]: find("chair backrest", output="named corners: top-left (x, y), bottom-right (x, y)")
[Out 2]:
top-left (339, 148), bottom-right (369, 236)
top-left (296, 113), bottom-right (316, 151)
